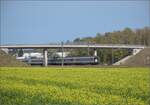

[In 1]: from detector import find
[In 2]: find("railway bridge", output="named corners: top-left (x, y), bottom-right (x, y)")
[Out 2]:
top-left (0, 44), bottom-right (146, 66)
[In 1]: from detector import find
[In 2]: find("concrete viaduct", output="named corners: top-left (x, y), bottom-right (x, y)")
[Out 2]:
top-left (0, 44), bottom-right (146, 66)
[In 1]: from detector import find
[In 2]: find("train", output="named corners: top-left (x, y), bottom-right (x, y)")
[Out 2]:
top-left (21, 56), bottom-right (99, 65)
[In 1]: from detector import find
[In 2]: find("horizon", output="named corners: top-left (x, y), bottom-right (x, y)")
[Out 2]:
top-left (0, 0), bottom-right (150, 44)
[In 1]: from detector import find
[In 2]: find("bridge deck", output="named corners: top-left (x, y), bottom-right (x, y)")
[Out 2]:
top-left (0, 44), bottom-right (146, 49)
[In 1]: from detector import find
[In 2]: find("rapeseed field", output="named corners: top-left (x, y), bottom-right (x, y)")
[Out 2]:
top-left (0, 67), bottom-right (149, 105)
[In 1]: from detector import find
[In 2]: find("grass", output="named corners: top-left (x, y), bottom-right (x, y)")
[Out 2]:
top-left (0, 67), bottom-right (150, 105)
top-left (0, 50), bottom-right (28, 67)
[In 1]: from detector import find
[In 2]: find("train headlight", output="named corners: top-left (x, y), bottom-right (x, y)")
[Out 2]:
top-left (95, 58), bottom-right (98, 62)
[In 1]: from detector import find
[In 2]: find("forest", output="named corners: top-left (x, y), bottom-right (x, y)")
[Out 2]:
top-left (69, 27), bottom-right (150, 64)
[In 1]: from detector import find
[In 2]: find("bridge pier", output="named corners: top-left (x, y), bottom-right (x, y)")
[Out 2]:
top-left (61, 42), bottom-right (64, 67)
top-left (111, 48), bottom-right (114, 64)
top-left (94, 49), bottom-right (97, 56)
top-left (43, 48), bottom-right (48, 67)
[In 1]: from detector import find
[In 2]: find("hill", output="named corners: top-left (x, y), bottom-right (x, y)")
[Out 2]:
top-left (122, 48), bottom-right (150, 66)
top-left (0, 50), bottom-right (29, 67)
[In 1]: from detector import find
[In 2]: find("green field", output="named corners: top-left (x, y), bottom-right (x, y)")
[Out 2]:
top-left (0, 67), bottom-right (150, 105)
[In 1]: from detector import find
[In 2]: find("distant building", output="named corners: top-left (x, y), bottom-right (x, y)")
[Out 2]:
top-left (16, 51), bottom-right (70, 60)
top-left (53, 52), bottom-right (70, 57)
top-left (16, 52), bottom-right (43, 60)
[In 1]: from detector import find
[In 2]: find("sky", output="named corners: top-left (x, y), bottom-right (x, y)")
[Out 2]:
top-left (0, 0), bottom-right (150, 44)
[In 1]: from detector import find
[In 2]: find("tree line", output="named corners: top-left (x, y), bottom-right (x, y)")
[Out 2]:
top-left (69, 27), bottom-right (150, 65)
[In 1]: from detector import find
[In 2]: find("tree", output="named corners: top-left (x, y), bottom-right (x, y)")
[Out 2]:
top-left (18, 49), bottom-right (23, 57)
top-left (73, 38), bottom-right (80, 42)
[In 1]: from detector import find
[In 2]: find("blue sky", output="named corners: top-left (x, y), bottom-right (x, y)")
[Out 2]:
top-left (0, 0), bottom-right (150, 44)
